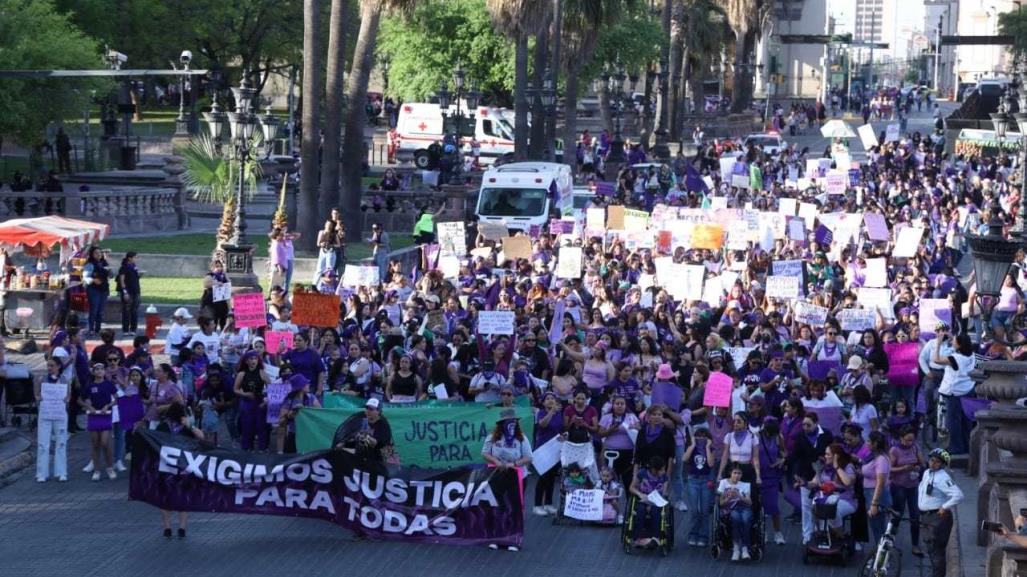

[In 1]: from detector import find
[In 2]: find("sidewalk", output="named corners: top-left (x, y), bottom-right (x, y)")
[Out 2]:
top-left (951, 467), bottom-right (987, 577)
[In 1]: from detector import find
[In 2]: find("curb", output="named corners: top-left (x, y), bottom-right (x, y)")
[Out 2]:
top-left (948, 500), bottom-right (964, 577)
top-left (0, 429), bottom-right (34, 488)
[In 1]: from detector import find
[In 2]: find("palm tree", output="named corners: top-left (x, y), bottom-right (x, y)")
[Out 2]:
top-left (678, 0), bottom-right (725, 127)
top-left (298, 0), bottom-right (322, 253)
top-left (486, 0), bottom-right (551, 160)
top-left (320, 0), bottom-right (349, 228)
top-left (339, 0), bottom-right (416, 244)
top-left (724, 0), bottom-right (766, 113)
top-left (180, 134), bottom-right (262, 257)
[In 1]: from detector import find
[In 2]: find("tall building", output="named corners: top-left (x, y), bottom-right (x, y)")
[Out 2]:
top-left (924, 0), bottom-right (958, 98)
top-left (757, 0), bottom-right (831, 100)
top-left (955, 1), bottom-right (1018, 87)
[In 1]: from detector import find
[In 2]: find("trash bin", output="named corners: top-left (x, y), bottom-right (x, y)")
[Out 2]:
top-left (119, 146), bottom-right (137, 170)
top-left (145, 305), bottom-right (162, 339)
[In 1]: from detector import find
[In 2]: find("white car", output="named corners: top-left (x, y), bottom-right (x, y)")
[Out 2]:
top-left (743, 133), bottom-right (787, 157)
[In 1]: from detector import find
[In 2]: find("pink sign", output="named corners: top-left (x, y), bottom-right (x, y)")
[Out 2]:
top-left (265, 330), bottom-right (294, 352)
top-left (884, 342), bottom-right (919, 388)
top-left (232, 292), bottom-right (267, 329)
top-left (703, 371), bottom-right (733, 408)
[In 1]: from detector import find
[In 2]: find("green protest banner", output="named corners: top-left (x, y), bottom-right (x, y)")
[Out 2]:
top-left (296, 395), bottom-right (534, 469)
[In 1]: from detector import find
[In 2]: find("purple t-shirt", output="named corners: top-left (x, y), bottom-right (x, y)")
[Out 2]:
top-left (600, 412), bottom-right (639, 451)
top-left (84, 379), bottom-right (117, 410)
top-left (861, 454), bottom-right (891, 489)
top-left (284, 348), bottom-right (325, 385)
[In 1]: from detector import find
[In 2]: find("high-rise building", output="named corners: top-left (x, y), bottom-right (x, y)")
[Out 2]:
top-left (955, 1), bottom-right (1018, 88)
top-left (924, 0), bottom-right (958, 98)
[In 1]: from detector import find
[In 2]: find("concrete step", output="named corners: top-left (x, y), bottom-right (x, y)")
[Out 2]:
top-left (0, 428), bottom-right (33, 487)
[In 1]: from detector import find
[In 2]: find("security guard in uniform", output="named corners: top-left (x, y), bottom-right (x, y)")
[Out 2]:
top-left (918, 448), bottom-right (964, 577)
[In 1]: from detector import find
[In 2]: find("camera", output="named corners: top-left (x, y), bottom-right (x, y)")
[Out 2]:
top-left (180, 50), bottom-right (193, 65)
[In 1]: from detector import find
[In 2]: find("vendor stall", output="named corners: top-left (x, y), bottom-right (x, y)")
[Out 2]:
top-left (0, 216), bottom-right (109, 332)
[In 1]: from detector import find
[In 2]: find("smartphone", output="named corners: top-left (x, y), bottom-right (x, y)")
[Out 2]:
top-left (981, 521), bottom-right (1005, 533)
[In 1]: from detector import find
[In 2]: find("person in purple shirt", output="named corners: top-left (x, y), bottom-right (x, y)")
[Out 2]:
top-left (80, 362), bottom-right (118, 481)
top-left (758, 351), bottom-right (792, 417)
top-left (533, 392), bottom-right (564, 515)
top-left (281, 332), bottom-right (326, 395)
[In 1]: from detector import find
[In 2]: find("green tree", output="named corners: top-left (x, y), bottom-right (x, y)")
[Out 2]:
top-left (377, 0), bottom-right (514, 102)
top-left (0, 0), bottom-right (105, 148)
top-left (998, 9), bottom-right (1027, 59)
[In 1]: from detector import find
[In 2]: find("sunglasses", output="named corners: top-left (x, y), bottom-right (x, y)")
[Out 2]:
top-left (501, 392), bottom-right (514, 397)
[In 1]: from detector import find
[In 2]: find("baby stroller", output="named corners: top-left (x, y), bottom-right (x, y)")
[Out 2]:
top-left (621, 493), bottom-right (675, 556)
top-left (802, 497), bottom-right (855, 566)
top-left (710, 492), bottom-right (765, 562)
top-left (552, 441), bottom-right (604, 525)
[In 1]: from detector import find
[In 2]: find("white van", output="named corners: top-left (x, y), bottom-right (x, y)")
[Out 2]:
top-left (476, 162), bottom-right (573, 232)
top-left (392, 103), bottom-right (516, 168)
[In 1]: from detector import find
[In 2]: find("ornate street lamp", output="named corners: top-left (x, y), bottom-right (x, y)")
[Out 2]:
top-left (203, 74), bottom-right (280, 291)
top-left (607, 63), bottom-right (628, 164)
top-left (652, 57), bottom-right (671, 159)
top-left (967, 214), bottom-right (1020, 339)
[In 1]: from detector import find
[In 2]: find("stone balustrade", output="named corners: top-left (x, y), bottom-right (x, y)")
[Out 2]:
top-left (0, 185), bottom-right (186, 234)
top-left (359, 185), bottom-right (475, 234)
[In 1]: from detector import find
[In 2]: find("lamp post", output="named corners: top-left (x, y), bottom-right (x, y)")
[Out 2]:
top-left (202, 76), bottom-right (280, 291)
top-left (651, 58), bottom-right (671, 160)
top-left (606, 63), bottom-right (628, 164)
top-left (527, 68), bottom-right (557, 161)
top-left (173, 50), bottom-right (193, 138)
top-left (436, 64), bottom-right (480, 140)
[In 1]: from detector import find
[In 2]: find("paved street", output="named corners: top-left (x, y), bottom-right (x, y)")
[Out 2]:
top-left (0, 429), bottom-right (978, 577)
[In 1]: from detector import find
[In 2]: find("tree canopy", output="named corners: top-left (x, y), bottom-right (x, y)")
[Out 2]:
top-left (0, 0), bottom-right (106, 146)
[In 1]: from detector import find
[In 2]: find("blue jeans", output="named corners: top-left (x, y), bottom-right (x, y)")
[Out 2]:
top-left (864, 486), bottom-right (893, 544)
top-left (86, 285), bottom-right (108, 332)
top-left (890, 485), bottom-right (920, 546)
top-left (945, 394), bottom-right (971, 455)
top-left (671, 443), bottom-right (685, 504)
top-left (686, 475), bottom-right (714, 541)
top-left (284, 262), bottom-right (294, 292)
top-left (730, 507), bottom-right (754, 547)
top-left (313, 249), bottom-right (336, 283)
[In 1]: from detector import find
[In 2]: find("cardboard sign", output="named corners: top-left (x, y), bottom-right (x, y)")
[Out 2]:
top-left (478, 310), bottom-right (515, 335)
top-left (864, 213), bottom-right (889, 241)
top-left (798, 203), bottom-right (818, 228)
top-left (563, 489), bottom-right (605, 521)
top-left (265, 382), bottom-right (290, 425)
top-left (586, 207), bottom-right (605, 232)
top-left (478, 222), bottom-right (509, 241)
top-left (341, 265), bottom-right (380, 287)
top-left (838, 308), bottom-right (876, 332)
top-left (794, 301), bottom-right (828, 327)
top-left (719, 157), bottom-right (736, 180)
top-left (436, 221), bottom-right (466, 256)
top-left (885, 123), bottom-right (900, 142)
top-left (531, 435), bottom-right (563, 475)
top-left (556, 246), bottom-right (583, 279)
top-left (232, 292), bottom-right (267, 329)
top-left (292, 292), bottom-right (341, 328)
top-left (857, 287), bottom-right (894, 318)
top-left (864, 258), bottom-right (888, 287)
top-left (39, 382), bottom-right (67, 421)
top-left (834, 151), bottom-right (852, 172)
top-left (502, 236), bottom-right (532, 262)
top-left (858, 123), bottom-right (879, 150)
top-left (691, 224), bottom-right (724, 250)
top-left (624, 209), bottom-right (649, 232)
top-left (766, 276), bottom-right (800, 299)
top-left (919, 298), bottom-right (952, 339)
top-left (824, 171), bottom-right (847, 195)
top-left (438, 254), bottom-right (461, 278)
top-left (425, 309), bottom-right (446, 333)
top-left (787, 218), bottom-right (806, 242)
top-left (893, 226), bottom-right (924, 258)
top-left (212, 283), bottom-right (232, 303)
top-left (731, 174), bottom-right (750, 189)
top-left (779, 198), bottom-right (797, 216)
top-left (265, 330), bottom-right (295, 352)
top-left (606, 205), bottom-right (626, 230)
top-left (702, 371), bottom-right (733, 408)
top-left (679, 264), bottom-right (706, 301)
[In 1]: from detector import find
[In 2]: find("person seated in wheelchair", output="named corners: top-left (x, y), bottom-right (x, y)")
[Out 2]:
top-left (562, 462), bottom-right (594, 493)
top-left (629, 456), bottom-right (669, 548)
top-left (598, 467), bottom-right (624, 524)
top-left (718, 463), bottom-right (755, 561)
top-left (799, 442), bottom-right (857, 542)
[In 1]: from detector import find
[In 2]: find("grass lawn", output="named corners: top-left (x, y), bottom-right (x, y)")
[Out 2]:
top-left (102, 233), bottom-right (413, 262)
top-left (139, 276), bottom-right (203, 304)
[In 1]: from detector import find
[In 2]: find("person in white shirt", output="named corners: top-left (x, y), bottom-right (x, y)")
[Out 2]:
top-left (918, 448), bottom-right (963, 577)
top-left (931, 330), bottom-right (976, 455)
top-left (918, 321), bottom-right (953, 420)
top-left (164, 307), bottom-right (193, 362)
top-left (185, 317), bottom-right (222, 364)
top-left (469, 360), bottom-right (507, 403)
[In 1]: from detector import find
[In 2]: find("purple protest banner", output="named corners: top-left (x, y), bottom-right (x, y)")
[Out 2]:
top-left (117, 395), bottom-right (145, 430)
top-left (884, 342), bottom-right (919, 388)
top-left (807, 360), bottom-right (843, 382)
top-left (864, 213), bottom-right (890, 242)
top-left (129, 429), bottom-right (525, 547)
top-left (651, 381), bottom-right (683, 411)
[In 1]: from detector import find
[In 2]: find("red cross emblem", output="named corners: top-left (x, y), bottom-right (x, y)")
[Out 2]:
top-left (403, 105), bottom-right (412, 113)
top-left (489, 139), bottom-right (496, 146)
top-left (479, 108), bottom-right (488, 116)
top-left (418, 122), bottom-right (428, 131)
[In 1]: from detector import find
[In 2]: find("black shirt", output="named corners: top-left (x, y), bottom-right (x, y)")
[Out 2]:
top-left (633, 424), bottom-right (676, 468)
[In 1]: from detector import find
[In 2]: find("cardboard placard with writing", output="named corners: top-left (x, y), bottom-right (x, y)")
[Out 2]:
top-left (212, 283), bottom-right (232, 303)
top-left (838, 308), bottom-right (876, 332)
top-left (702, 371), bottom-right (733, 408)
top-left (436, 221), bottom-right (466, 256)
top-left (292, 292), bottom-right (341, 328)
top-left (501, 236), bottom-right (532, 262)
top-left (606, 205), bottom-right (626, 230)
top-left (232, 292), bottom-right (267, 329)
top-left (477, 222), bottom-right (508, 241)
top-left (265, 330), bottom-right (295, 353)
top-left (765, 276), bottom-right (800, 300)
top-left (691, 224), bottom-right (724, 250)
top-left (858, 123), bottom-right (878, 150)
top-left (555, 246), bottom-right (583, 279)
top-left (478, 310), bottom-right (516, 335)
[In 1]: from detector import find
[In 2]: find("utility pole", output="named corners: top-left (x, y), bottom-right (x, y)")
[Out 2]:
top-left (934, 15), bottom-right (943, 91)
top-left (866, 9), bottom-right (875, 90)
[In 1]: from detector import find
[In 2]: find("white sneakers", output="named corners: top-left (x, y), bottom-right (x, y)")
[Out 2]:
top-left (36, 477), bottom-right (46, 483)
top-left (532, 506), bottom-right (548, 516)
top-left (91, 471), bottom-right (101, 482)
top-left (741, 546), bottom-right (751, 560)
top-left (106, 468), bottom-right (117, 480)
top-left (82, 461), bottom-right (95, 473)
top-left (545, 505), bottom-right (558, 515)
top-left (731, 546), bottom-right (741, 561)
top-left (774, 532), bottom-right (786, 545)
top-left (114, 461), bottom-right (127, 472)
top-left (57, 476), bottom-right (67, 482)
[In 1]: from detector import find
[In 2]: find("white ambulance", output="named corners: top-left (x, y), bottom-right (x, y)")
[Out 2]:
top-left (475, 162), bottom-right (573, 232)
top-left (391, 103), bottom-right (516, 168)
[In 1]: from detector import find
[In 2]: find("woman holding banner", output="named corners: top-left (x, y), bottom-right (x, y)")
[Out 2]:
top-left (482, 408), bottom-right (532, 551)
top-left (156, 401), bottom-right (204, 538)
top-left (234, 351), bottom-right (271, 451)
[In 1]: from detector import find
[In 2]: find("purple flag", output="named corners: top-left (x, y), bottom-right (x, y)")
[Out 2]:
top-left (815, 224), bottom-right (834, 246)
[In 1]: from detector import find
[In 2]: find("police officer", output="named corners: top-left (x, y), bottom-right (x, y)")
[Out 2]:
top-left (918, 448), bottom-right (964, 577)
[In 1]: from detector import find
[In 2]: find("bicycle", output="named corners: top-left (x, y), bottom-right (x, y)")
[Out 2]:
top-left (859, 508), bottom-right (905, 577)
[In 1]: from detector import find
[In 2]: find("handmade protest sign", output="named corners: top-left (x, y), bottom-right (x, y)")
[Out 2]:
top-left (477, 222), bottom-right (508, 241)
top-left (884, 342), bottom-right (919, 388)
top-left (794, 301), bottom-right (828, 327)
top-left (624, 209), bottom-right (649, 232)
top-left (771, 260), bottom-right (805, 296)
top-left (130, 429), bottom-right (524, 547)
top-left (893, 226), bottom-right (924, 258)
top-left (265, 330), bottom-right (294, 353)
top-left (501, 236), bottom-right (532, 261)
top-left (837, 308), bottom-right (876, 332)
top-left (531, 436), bottom-right (562, 475)
top-left (766, 276), bottom-right (800, 299)
top-left (265, 382), bottom-right (290, 425)
top-left (606, 205), bottom-right (626, 230)
top-left (438, 255), bottom-right (461, 278)
top-left (563, 489), bottom-right (605, 521)
top-left (885, 123), bottom-right (900, 142)
top-left (731, 174), bottom-right (750, 189)
top-left (825, 171), bottom-right (847, 195)
top-left (864, 213), bottom-right (889, 241)
top-left (341, 265), bottom-right (380, 287)
top-left (787, 218), bottom-right (806, 242)
top-left (702, 371), bottom-right (733, 408)
top-left (586, 207), bottom-right (605, 232)
top-left (798, 202), bottom-right (818, 227)
top-left (478, 310), bottom-right (516, 335)
top-left (858, 123), bottom-right (879, 150)
top-left (300, 395), bottom-right (534, 470)
top-left (436, 221), bottom-right (466, 256)
top-left (719, 157), bottom-right (736, 180)
top-left (864, 258), bottom-right (888, 287)
top-left (292, 292), bottom-right (341, 328)
top-left (679, 264), bottom-right (706, 301)
top-left (232, 292), bottom-right (267, 329)
top-left (857, 287), bottom-right (894, 318)
top-left (727, 347), bottom-right (755, 371)
top-left (39, 382), bottom-right (67, 421)
top-left (778, 197), bottom-right (797, 216)
top-left (556, 246), bottom-right (583, 278)
top-left (691, 224), bottom-right (724, 250)
top-left (918, 298), bottom-right (952, 339)
top-left (212, 283), bottom-right (232, 303)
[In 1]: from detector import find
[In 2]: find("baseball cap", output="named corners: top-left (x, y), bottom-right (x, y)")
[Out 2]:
top-left (365, 398), bottom-right (381, 410)
top-left (173, 307), bottom-right (193, 319)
